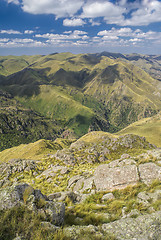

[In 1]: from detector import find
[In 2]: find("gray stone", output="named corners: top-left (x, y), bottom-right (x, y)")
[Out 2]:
top-left (68, 175), bottom-right (84, 188)
top-left (138, 163), bottom-right (161, 185)
top-left (149, 190), bottom-right (161, 202)
top-left (37, 166), bottom-right (69, 179)
top-left (0, 183), bottom-right (65, 226)
top-left (108, 159), bottom-right (136, 168)
top-left (72, 177), bottom-right (85, 192)
top-left (102, 193), bottom-right (115, 201)
top-left (102, 211), bottom-right (161, 240)
top-left (94, 164), bottom-right (139, 191)
top-left (126, 209), bottom-right (140, 218)
top-left (12, 237), bottom-right (25, 240)
top-left (48, 191), bottom-right (78, 203)
top-left (137, 191), bottom-right (151, 203)
top-left (48, 192), bottom-right (62, 200)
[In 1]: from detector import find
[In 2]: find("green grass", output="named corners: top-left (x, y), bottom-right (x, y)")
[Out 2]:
top-left (117, 112), bottom-right (161, 147)
top-left (0, 55), bottom-right (42, 76)
top-left (65, 180), bottom-right (161, 226)
top-left (0, 138), bottom-right (74, 163)
top-left (15, 85), bottom-right (95, 137)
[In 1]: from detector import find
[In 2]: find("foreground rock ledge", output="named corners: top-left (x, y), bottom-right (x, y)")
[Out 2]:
top-left (64, 211), bottom-right (161, 240)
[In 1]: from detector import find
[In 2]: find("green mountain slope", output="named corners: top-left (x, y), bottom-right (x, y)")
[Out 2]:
top-left (0, 52), bottom-right (161, 148)
top-left (0, 55), bottom-right (43, 76)
top-left (97, 52), bottom-right (161, 82)
top-left (117, 111), bottom-right (161, 147)
top-left (0, 90), bottom-right (63, 151)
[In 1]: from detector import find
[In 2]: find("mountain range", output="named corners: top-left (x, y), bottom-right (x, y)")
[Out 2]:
top-left (0, 52), bottom-right (161, 150)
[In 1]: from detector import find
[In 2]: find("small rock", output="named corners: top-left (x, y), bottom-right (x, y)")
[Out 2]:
top-left (102, 193), bottom-right (115, 201)
top-left (41, 221), bottom-right (59, 232)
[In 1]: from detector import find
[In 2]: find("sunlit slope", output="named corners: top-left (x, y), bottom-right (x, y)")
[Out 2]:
top-left (117, 112), bottom-right (161, 147)
top-left (0, 138), bottom-right (73, 163)
top-left (0, 55), bottom-right (43, 76)
top-left (0, 90), bottom-right (62, 151)
top-left (16, 85), bottom-right (96, 136)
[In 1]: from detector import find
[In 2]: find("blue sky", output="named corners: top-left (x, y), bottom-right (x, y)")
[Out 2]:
top-left (1, 0), bottom-right (161, 55)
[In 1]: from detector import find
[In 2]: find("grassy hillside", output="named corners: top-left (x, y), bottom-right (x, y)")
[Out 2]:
top-left (117, 111), bottom-right (161, 147)
top-left (0, 90), bottom-right (63, 151)
top-left (0, 55), bottom-right (43, 76)
top-left (0, 52), bottom-right (161, 148)
top-left (98, 52), bottom-right (161, 82)
top-left (0, 138), bottom-right (74, 163)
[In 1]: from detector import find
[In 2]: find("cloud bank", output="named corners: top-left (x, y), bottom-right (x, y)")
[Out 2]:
top-left (6, 0), bottom-right (161, 26)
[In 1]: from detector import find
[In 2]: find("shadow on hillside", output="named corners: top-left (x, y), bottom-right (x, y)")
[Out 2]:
top-left (0, 67), bottom-right (52, 97)
top-left (101, 64), bottom-right (120, 84)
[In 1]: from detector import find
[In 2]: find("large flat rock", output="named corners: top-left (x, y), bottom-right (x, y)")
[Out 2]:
top-left (94, 164), bottom-right (139, 191)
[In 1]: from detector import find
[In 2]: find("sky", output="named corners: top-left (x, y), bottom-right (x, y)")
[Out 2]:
top-left (1, 0), bottom-right (161, 55)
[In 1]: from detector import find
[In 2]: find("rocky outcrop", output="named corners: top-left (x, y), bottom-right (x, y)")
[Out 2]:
top-left (64, 211), bottom-right (161, 240)
top-left (0, 159), bottom-right (39, 188)
top-left (37, 165), bottom-right (70, 179)
top-left (102, 211), bottom-right (161, 240)
top-left (1, 159), bottom-right (37, 176)
top-left (67, 150), bottom-right (161, 193)
top-left (52, 134), bottom-right (155, 166)
top-left (0, 183), bottom-right (65, 226)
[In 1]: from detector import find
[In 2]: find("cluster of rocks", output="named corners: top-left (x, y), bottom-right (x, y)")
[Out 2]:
top-left (0, 183), bottom-right (65, 226)
top-left (67, 150), bottom-right (161, 193)
top-left (0, 159), bottom-right (38, 188)
top-left (64, 211), bottom-right (161, 240)
top-left (53, 134), bottom-right (156, 165)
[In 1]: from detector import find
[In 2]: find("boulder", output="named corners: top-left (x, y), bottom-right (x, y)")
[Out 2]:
top-left (138, 163), bottom-right (161, 185)
top-left (73, 177), bottom-right (95, 193)
top-left (0, 183), bottom-right (65, 226)
top-left (48, 191), bottom-right (78, 203)
top-left (102, 211), bottom-right (161, 240)
top-left (68, 175), bottom-right (84, 188)
top-left (94, 164), bottom-right (139, 191)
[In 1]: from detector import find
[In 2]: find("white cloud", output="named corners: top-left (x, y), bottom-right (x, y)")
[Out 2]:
top-left (63, 18), bottom-right (86, 26)
top-left (24, 30), bottom-right (34, 34)
top-left (73, 30), bottom-right (87, 35)
top-left (98, 28), bottom-right (133, 38)
top-left (82, 1), bottom-right (125, 18)
top-left (121, 0), bottom-right (161, 26)
top-left (0, 38), bottom-right (9, 42)
top-left (89, 19), bottom-right (100, 26)
top-left (21, 0), bottom-right (84, 18)
top-left (0, 37), bottom-right (46, 47)
top-left (73, 40), bottom-right (88, 46)
top-left (0, 29), bottom-right (22, 34)
top-left (7, 0), bottom-right (19, 4)
top-left (35, 30), bottom-right (88, 41)
top-left (102, 35), bottom-right (119, 40)
top-left (96, 27), bottom-right (161, 48)
top-left (129, 38), bottom-right (143, 42)
top-left (6, 0), bottom-right (161, 27)
top-left (82, 1), bottom-right (126, 25)
top-left (81, 0), bottom-right (161, 26)
top-left (13, 38), bottom-right (34, 43)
